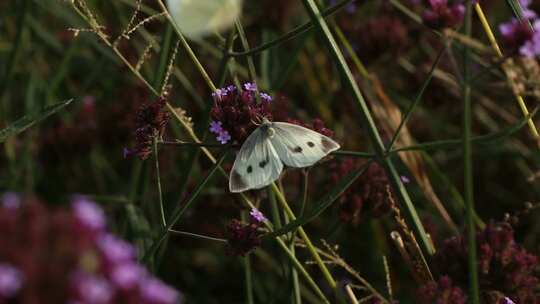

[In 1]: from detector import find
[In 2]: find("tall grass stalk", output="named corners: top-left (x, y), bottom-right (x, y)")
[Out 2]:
top-left (300, 0), bottom-right (435, 256)
top-left (463, 1), bottom-right (480, 303)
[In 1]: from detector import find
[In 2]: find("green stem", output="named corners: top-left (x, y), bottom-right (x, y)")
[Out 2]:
top-left (168, 229), bottom-right (227, 242)
top-left (387, 47), bottom-right (445, 151)
top-left (235, 20), bottom-right (258, 82)
top-left (463, 0), bottom-right (480, 303)
top-left (228, 0), bottom-right (356, 57)
top-left (0, 0), bottom-right (30, 103)
top-left (242, 212), bottom-right (255, 304)
top-left (275, 237), bottom-right (330, 304)
top-left (156, 0), bottom-right (217, 91)
top-left (271, 183), bottom-right (337, 289)
top-left (153, 137), bottom-right (166, 227)
top-left (284, 211), bottom-right (302, 304)
top-left (300, 0), bottom-right (435, 255)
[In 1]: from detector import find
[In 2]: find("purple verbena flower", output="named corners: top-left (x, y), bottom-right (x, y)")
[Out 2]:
top-left (504, 297), bottom-right (516, 304)
top-left (110, 263), bottom-right (145, 290)
top-left (400, 175), bottom-right (411, 184)
top-left (1, 192), bottom-right (20, 210)
top-left (210, 83), bottom-right (273, 143)
top-left (212, 88), bottom-right (228, 99)
top-left (216, 130), bottom-right (231, 144)
top-left (519, 0), bottom-right (537, 19)
top-left (259, 92), bottom-right (273, 102)
top-left (500, 19), bottom-right (534, 51)
top-left (0, 264), bottom-right (23, 298)
top-left (72, 197), bottom-right (106, 233)
top-left (140, 278), bottom-right (181, 304)
top-left (72, 272), bottom-right (113, 304)
top-left (249, 208), bottom-right (266, 223)
top-left (209, 120), bottom-right (223, 134)
top-left (520, 20), bottom-right (540, 57)
top-left (97, 234), bottom-right (136, 264)
top-left (243, 82), bottom-right (257, 92)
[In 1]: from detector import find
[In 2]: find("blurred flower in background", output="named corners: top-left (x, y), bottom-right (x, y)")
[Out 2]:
top-left (0, 193), bottom-right (182, 304)
top-left (422, 0), bottom-right (465, 29)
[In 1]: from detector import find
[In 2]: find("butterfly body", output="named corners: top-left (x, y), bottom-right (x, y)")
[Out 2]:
top-left (229, 119), bottom-right (340, 193)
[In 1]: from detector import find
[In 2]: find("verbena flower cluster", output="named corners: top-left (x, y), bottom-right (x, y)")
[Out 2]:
top-left (499, 0), bottom-right (540, 57)
top-left (416, 275), bottom-right (467, 304)
top-left (330, 160), bottom-right (395, 224)
top-left (225, 208), bottom-right (266, 256)
top-left (125, 96), bottom-right (170, 160)
top-left (0, 193), bottom-right (181, 304)
top-left (421, 222), bottom-right (539, 303)
top-left (209, 83), bottom-right (273, 144)
top-left (421, 0), bottom-right (465, 29)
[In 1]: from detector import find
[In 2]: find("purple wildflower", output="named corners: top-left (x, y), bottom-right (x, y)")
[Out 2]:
top-left (519, 0), bottom-right (537, 19)
top-left (209, 120), bottom-right (223, 134)
top-left (140, 278), bottom-right (181, 304)
top-left (500, 19), bottom-right (534, 50)
top-left (0, 264), bottom-right (23, 298)
top-left (259, 92), bottom-right (273, 102)
top-left (110, 263), bottom-right (145, 289)
top-left (97, 234), bottom-right (136, 264)
top-left (243, 82), bottom-right (257, 92)
top-left (212, 88), bottom-right (228, 99)
top-left (250, 208), bottom-right (266, 223)
top-left (209, 82), bottom-right (273, 144)
top-left (72, 273), bottom-right (113, 304)
top-left (72, 197), bottom-right (106, 232)
top-left (504, 297), bottom-right (516, 304)
top-left (520, 20), bottom-right (540, 57)
top-left (400, 175), bottom-right (411, 184)
top-left (1, 192), bottom-right (20, 210)
top-left (216, 130), bottom-right (231, 144)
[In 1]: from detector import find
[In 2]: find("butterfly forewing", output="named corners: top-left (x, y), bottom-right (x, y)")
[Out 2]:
top-left (270, 122), bottom-right (340, 168)
top-left (229, 128), bottom-right (283, 193)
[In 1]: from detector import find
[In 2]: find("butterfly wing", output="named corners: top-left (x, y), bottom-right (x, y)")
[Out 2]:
top-left (167, 0), bottom-right (242, 40)
top-left (229, 127), bottom-right (284, 193)
top-left (270, 122), bottom-right (340, 168)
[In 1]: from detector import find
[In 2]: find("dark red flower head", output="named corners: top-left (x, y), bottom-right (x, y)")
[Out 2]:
top-left (225, 216), bottom-right (263, 256)
top-left (125, 96), bottom-right (170, 160)
top-left (209, 83), bottom-right (273, 144)
top-left (422, 0), bottom-right (465, 30)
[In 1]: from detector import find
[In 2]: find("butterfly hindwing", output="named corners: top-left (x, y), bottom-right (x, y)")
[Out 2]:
top-left (270, 122), bottom-right (340, 168)
top-left (229, 128), bottom-right (283, 193)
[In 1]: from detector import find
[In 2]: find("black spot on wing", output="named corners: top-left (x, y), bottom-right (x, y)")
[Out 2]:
top-left (292, 146), bottom-right (303, 153)
top-left (307, 141), bottom-right (315, 147)
top-left (259, 160), bottom-right (267, 168)
top-left (321, 137), bottom-right (337, 153)
top-left (231, 170), bottom-right (247, 189)
top-left (247, 165), bottom-right (253, 173)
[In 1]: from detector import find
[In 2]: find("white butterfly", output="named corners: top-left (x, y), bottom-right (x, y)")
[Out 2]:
top-left (166, 0), bottom-right (243, 40)
top-left (229, 118), bottom-right (340, 193)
